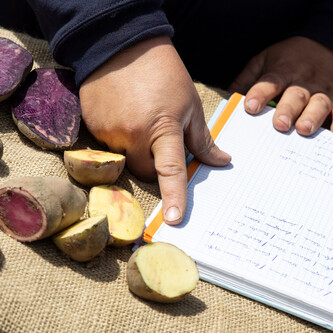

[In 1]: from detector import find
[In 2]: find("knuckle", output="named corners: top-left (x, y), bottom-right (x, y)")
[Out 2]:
top-left (155, 160), bottom-right (186, 178)
top-left (151, 116), bottom-right (182, 139)
top-left (292, 87), bottom-right (309, 104)
top-left (312, 93), bottom-right (332, 110)
top-left (119, 120), bottom-right (145, 143)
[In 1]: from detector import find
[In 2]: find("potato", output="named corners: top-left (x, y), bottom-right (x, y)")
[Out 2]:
top-left (0, 37), bottom-right (33, 102)
top-left (64, 149), bottom-right (126, 187)
top-left (52, 215), bottom-right (110, 262)
top-left (0, 176), bottom-right (87, 242)
top-left (126, 242), bottom-right (199, 303)
top-left (88, 185), bottom-right (145, 246)
top-left (11, 68), bottom-right (81, 150)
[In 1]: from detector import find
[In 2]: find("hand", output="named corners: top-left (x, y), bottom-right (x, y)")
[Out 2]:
top-left (79, 36), bottom-right (231, 225)
top-left (229, 36), bottom-right (333, 135)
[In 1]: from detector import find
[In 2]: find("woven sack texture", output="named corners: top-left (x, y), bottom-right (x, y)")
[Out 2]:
top-left (0, 27), bottom-right (328, 333)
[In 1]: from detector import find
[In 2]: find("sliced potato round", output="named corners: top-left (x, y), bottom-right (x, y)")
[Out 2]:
top-left (127, 242), bottom-right (199, 303)
top-left (52, 215), bottom-right (109, 262)
top-left (64, 149), bottom-right (126, 187)
top-left (88, 185), bottom-right (145, 246)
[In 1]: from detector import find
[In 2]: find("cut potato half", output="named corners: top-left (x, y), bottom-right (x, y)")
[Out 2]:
top-left (126, 242), bottom-right (199, 303)
top-left (64, 149), bottom-right (126, 187)
top-left (52, 215), bottom-right (109, 262)
top-left (88, 185), bottom-right (145, 246)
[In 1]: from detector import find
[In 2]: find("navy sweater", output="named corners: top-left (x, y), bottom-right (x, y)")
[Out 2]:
top-left (1, 0), bottom-right (332, 88)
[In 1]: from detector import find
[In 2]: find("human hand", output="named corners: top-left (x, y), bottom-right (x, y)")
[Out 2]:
top-left (79, 36), bottom-right (231, 225)
top-left (229, 36), bottom-right (333, 135)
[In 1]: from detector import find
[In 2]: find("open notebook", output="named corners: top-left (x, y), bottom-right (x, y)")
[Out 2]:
top-left (143, 93), bottom-right (333, 330)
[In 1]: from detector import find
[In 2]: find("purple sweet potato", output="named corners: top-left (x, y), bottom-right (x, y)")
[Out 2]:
top-left (0, 176), bottom-right (87, 242)
top-left (0, 37), bottom-right (33, 102)
top-left (11, 68), bottom-right (81, 150)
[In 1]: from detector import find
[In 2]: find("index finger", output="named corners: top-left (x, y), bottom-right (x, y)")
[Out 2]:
top-left (151, 130), bottom-right (187, 226)
top-left (244, 72), bottom-right (289, 114)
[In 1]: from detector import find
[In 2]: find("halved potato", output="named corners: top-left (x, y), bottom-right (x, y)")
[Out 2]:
top-left (88, 185), bottom-right (145, 246)
top-left (64, 149), bottom-right (126, 187)
top-left (126, 242), bottom-right (199, 303)
top-left (52, 215), bottom-right (109, 262)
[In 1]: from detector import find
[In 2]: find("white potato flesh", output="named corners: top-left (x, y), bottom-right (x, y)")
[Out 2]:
top-left (136, 243), bottom-right (199, 298)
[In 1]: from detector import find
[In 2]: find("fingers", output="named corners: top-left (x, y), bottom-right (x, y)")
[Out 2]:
top-left (244, 72), bottom-right (289, 114)
top-left (185, 107), bottom-right (231, 166)
top-left (236, 37), bottom-right (333, 136)
top-left (295, 93), bottom-right (332, 135)
top-left (151, 129), bottom-right (187, 226)
top-left (272, 86), bottom-right (311, 132)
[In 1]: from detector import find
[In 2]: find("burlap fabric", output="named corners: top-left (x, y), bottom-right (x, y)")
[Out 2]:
top-left (0, 27), bottom-right (328, 333)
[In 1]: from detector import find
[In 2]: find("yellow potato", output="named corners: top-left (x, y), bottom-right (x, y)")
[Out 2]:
top-left (52, 215), bottom-right (110, 262)
top-left (126, 242), bottom-right (199, 303)
top-left (88, 185), bottom-right (145, 246)
top-left (64, 149), bottom-right (125, 187)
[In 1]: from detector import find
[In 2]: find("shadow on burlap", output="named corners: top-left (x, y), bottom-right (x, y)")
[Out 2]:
top-left (0, 27), bottom-right (329, 333)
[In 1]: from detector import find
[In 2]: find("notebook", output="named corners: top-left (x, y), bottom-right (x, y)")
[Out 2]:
top-left (143, 93), bottom-right (333, 330)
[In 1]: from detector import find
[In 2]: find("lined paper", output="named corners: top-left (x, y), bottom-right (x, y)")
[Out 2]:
top-left (149, 96), bottom-right (333, 314)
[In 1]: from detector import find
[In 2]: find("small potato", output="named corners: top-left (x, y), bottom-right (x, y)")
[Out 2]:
top-left (64, 149), bottom-right (126, 187)
top-left (126, 242), bottom-right (199, 303)
top-left (52, 215), bottom-right (109, 262)
top-left (88, 185), bottom-right (145, 246)
top-left (0, 176), bottom-right (87, 242)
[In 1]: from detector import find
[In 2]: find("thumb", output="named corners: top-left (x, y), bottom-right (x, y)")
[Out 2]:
top-left (151, 128), bottom-right (188, 226)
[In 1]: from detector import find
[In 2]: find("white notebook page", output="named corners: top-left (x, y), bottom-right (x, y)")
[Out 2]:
top-left (150, 96), bottom-right (333, 314)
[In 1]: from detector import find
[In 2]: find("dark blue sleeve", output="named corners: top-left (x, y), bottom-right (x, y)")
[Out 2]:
top-left (23, 0), bottom-right (174, 86)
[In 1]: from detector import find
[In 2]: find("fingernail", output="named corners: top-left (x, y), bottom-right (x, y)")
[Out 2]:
top-left (246, 98), bottom-right (260, 113)
top-left (165, 206), bottom-right (181, 222)
top-left (301, 120), bottom-right (313, 133)
top-left (277, 115), bottom-right (291, 130)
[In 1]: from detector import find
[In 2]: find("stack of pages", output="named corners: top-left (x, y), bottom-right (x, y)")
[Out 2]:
top-left (143, 93), bottom-right (333, 330)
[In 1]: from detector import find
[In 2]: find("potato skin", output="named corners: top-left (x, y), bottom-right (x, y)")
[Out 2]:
top-left (64, 150), bottom-right (125, 187)
top-left (47, 177), bottom-right (87, 231)
top-left (126, 249), bottom-right (187, 303)
top-left (0, 176), bottom-right (87, 241)
top-left (0, 37), bottom-right (33, 102)
top-left (52, 216), bottom-right (109, 262)
top-left (0, 177), bottom-right (63, 240)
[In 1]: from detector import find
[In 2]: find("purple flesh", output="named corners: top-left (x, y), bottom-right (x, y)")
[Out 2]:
top-left (0, 37), bottom-right (33, 99)
top-left (11, 68), bottom-right (81, 148)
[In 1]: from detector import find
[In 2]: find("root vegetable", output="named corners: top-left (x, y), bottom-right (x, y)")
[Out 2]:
top-left (52, 215), bottom-right (109, 262)
top-left (126, 242), bottom-right (199, 303)
top-left (0, 176), bottom-right (87, 242)
top-left (0, 37), bottom-right (33, 102)
top-left (64, 149), bottom-right (126, 187)
top-left (45, 177), bottom-right (88, 232)
top-left (11, 68), bottom-right (81, 150)
top-left (88, 185), bottom-right (145, 246)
